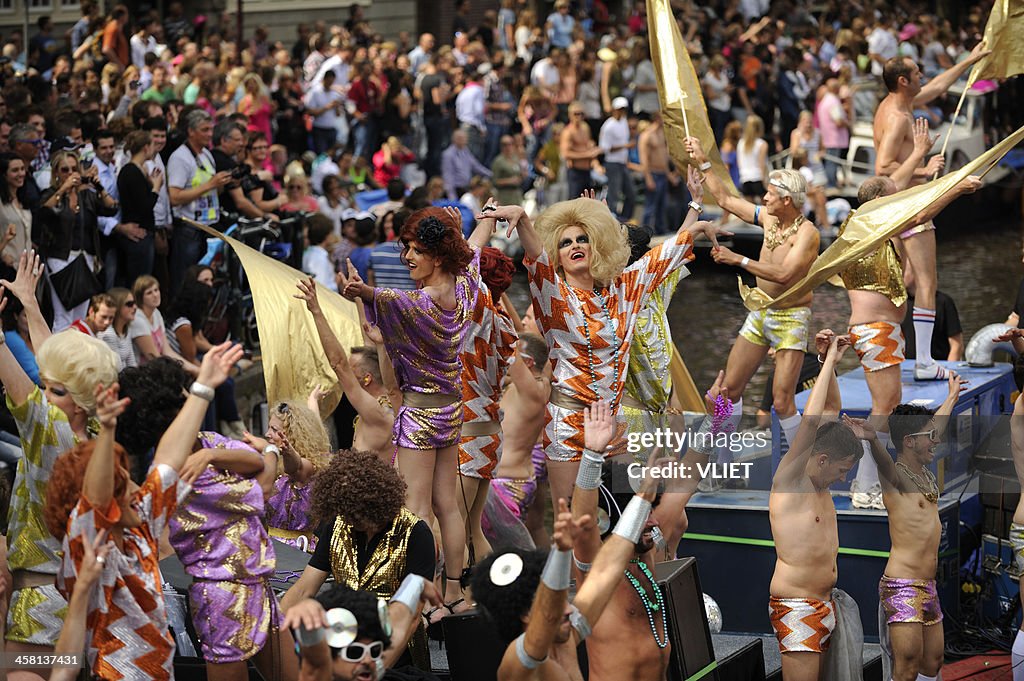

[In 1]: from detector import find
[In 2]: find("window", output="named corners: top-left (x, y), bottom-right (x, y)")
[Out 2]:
top-left (27, 0), bottom-right (52, 9)
top-left (0, 0), bottom-right (12, 12)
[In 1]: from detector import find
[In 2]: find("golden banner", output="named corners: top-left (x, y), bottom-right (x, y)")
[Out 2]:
top-left (739, 124), bottom-right (1024, 311)
top-left (184, 219), bottom-right (363, 414)
top-left (647, 0), bottom-right (738, 194)
top-left (969, 0), bottom-right (1024, 87)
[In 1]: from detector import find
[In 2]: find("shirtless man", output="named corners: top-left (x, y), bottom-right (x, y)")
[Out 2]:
top-left (844, 373), bottom-right (964, 681)
top-left (571, 379), bottom-right (728, 681)
top-left (489, 333), bottom-right (552, 537)
top-left (470, 410), bottom-right (661, 681)
top-left (639, 111), bottom-right (672, 233)
top-left (560, 101), bottom-right (602, 200)
top-left (687, 135), bottom-right (820, 450)
top-left (843, 120), bottom-right (982, 509)
top-left (872, 42), bottom-right (989, 380)
top-left (296, 275), bottom-right (396, 461)
top-left (769, 331), bottom-right (862, 681)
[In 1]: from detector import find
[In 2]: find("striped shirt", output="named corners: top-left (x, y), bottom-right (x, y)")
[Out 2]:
top-left (369, 242), bottom-right (416, 290)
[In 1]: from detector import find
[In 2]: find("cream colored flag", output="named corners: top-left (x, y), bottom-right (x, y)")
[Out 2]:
top-left (184, 219), bottom-right (363, 414)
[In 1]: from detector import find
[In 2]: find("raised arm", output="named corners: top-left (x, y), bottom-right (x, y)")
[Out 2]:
top-left (685, 136), bottom-right (760, 225)
top-left (474, 204), bottom-right (542, 261)
top-left (0, 293), bottom-right (36, 405)
top-left (469, 199), bottom-right (498, 249)
top-left (152, 342), bottom-right (244, 472)
top-left (906, 175), bottom-right (982, 228)
top-left (50, 531), bottom-right (113, 681)
top-left (570, 401), bottom-right (614, 569)
top-left (914, 42), bottom-right (990, 107)
top-left (773, 332), bottom-right (849, 486)
top-left (843, 415), bottom-right (900, 491)
top-left (82, 384), bottom-right (132, 508)
top-left (890, 118), bottom-right (941, 190)
top-left (0, 250), bottom-right (51, 349)
top-left (384, 575), bottom-right (443, 668)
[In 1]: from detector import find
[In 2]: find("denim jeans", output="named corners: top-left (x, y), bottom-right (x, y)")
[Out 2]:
top-left (605, 162), bottom-right (636, 222)
top-left (641, 172), bottom-right (669, 233)
top-left (115, 231), bottom-right (156, 288)
top-left (566, 168), bottom-right (592, 201)
top-left (311, 126), bottom-right (336, 155)
top-left (824, 147), bottom-right (847, 188)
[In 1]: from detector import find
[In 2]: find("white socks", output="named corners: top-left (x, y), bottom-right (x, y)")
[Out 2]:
top-left (1013, 628), bottom-right (1024, 680)
top-left (913, 307), bottom-right (936, 365)
top-left (779, 413), bottom-right (801, 451)
top-left (915, 675), bottom-right (937, 681)
top-left (855, 441), bottom-right (880, 488)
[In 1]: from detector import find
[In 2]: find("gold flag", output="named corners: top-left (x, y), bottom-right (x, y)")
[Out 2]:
top-left (669, 345), bottom-right (706, 413)
top-left (647, 0), bottom-right (738, 195)
top-left (185, 219), bottom-right (363, 414)
top-left (968, 0), bottom-right (1024, 87)
top-left (739, 124), bottom-right (1024, 311)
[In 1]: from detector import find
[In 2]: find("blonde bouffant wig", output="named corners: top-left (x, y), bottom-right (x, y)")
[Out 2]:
top-left (271, 400), bottom-right (332, 472)
top-left (37, 331), bottom-right (120, 414)
top-left (534, 198), bottom-right (630, 286)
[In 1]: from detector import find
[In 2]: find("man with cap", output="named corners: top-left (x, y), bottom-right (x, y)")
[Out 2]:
top-left (284, 572), bottom-right (442, 681)
top-left (599, 97), bottom-right (636, 222)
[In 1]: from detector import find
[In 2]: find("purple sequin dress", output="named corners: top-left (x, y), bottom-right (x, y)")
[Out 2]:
top-left (365, 249), bottom-right (480, 450)
top-left (168, 432), bottom-right (278, 663)
top-left (266, 475), bottom-right (317, 551)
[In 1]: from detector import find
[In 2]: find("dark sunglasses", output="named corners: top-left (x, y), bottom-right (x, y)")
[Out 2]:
top-left (124, 300), bottom-right (136, 307)
top-left (58, 166), bottom-right (78, 173)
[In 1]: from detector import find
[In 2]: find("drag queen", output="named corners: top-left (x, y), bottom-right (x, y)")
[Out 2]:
top-left (482, 189), bottom-right (721, 504)
top-left (341, 206), bottom-right (479, 620)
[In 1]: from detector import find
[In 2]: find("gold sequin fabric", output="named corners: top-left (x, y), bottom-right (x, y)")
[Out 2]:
top-left (839, 231), bottom-right (907, 308)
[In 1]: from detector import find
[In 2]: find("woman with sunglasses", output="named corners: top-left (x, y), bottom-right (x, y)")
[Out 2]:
top-left (37, 150), bottom-right (119, 330)
top-left (478, 196), bottom-right (722, 508)
top-left (241, 131), bottom-right (287, 215)
top-left (281, 173), bottom-right (320, 214)
top-left (340, 206), bottom-right (478, 623)
top-left (97, 287), bottom-right (138, 370)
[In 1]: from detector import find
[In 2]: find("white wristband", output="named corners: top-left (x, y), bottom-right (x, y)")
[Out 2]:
top-left (264, 444), bottom-right (281, 458)
top-left (740, 257), bottom-right (750, 268)
top-left (189, 382), bottom-right (215, 402)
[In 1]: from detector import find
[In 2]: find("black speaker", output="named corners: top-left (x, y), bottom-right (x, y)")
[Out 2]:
top-left (655, 557), bottom-right (717, 681)
top-left (442, 609), bottom-right (505, 681)
top-left (715, 639), bottom-right (766, 681)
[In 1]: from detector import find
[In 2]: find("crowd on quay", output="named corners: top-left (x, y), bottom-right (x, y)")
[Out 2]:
top-left (0, 0), bottom-right (1017, 681)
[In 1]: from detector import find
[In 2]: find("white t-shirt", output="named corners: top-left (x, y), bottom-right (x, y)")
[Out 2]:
top-left (303, 245), bottom-right (338, 292)
top-left (703, 70), bottom-right (731, 112)
top-left (167, 144), bottom-right (219, 223)
top-left (867, 28), bottom-right (898, 76)
top-left (599, 116), bottom-right (631, 165)
top-left (737, 138), bottom-right (768, 184)
top-left (128, 308), bottom-right (167, 364)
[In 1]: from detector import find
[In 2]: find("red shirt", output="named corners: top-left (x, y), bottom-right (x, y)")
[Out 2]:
top-left (69, 319), bottom-right (95, 336)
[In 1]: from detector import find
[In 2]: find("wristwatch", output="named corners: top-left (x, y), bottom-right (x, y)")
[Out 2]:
top-left (699, 161), bottom-right (712, 172)
top-left (687, 201), bottom-right (703, 214)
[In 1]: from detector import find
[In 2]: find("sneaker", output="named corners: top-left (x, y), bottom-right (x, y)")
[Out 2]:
top-left (697, 477), bottom-right (722, 494)
top-left (869, 491), bottom-right (886, 510)
top-left (913, 363), bottom-right (948, 381)
top-left (850, 480), bottom-right (882, 509)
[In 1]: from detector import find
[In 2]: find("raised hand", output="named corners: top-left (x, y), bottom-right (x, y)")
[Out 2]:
top-left (283, 598), bottom-right (328, 633)
top-left (76, 529), bottom-right (113, 589)
top-left (583, 400), bottom-right (616, 453)
top-left (841, 414), bottom-right (877, 441)
top-left (825, 332), bottom-right (851, 361)
top-left (474, 205), bottom-right (525, 238)
top-left (362, 321), bottom-right (384, 345)
top-left (947, 371), bottom-right (967, 398)
top-left (196, 342), bottom-right (245, 389)
top-left (993, 328), bottom-right (1024, 343)
top-left (687, 166), bottom-right (705, 203)
top-left (814, 328), bottom-right (836, 358)
top-left (94, 383), bottom-right (130, 429)
top-left (0, 249), bottom-right (44, 304)
top-left (341, 259), bottom-right (365, 301)
top-left (553, 498), bottom-right (592, 551)
top-left (307, 384), bottom-right (329, 413)
top-left (924, 154), bottom-right (945, 177)
top-left (912, 118), bottom-right (937, 156)
top-left (442, 205), bottom-right (463, 232)
top-left (685, 136), bottom-right (708, 165)
top-left (294, 276), bottom-right (321, 314)
top-left (703, 369), bottom-right (729, 413)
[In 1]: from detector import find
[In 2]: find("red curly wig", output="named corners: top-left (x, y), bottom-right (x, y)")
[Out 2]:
top-left (44, 440), bottom-right (130, 540)
top-left (399, 207), bottom-right (474, 274)
top-left (480, 246), bottom-right (515, 299)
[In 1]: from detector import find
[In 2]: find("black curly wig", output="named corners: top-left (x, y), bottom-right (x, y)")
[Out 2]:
top-left (470, 549), bottom-right (548, 644)
top-left (310, 449), bottom-right (406, 529)
top-left (626, 223), bottom-right (653, 266)
top-left (116, 358), bottom-right (190, 482)
top-left (314, 582), bottom-right (392, 649)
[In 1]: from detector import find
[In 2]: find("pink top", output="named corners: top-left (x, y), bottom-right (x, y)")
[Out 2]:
top-left (815, 92), bottom-right (849, 149)
top-left (242, 95), bottom-right (273, 144)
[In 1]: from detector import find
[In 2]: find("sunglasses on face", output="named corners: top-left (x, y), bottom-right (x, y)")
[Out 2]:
top-left (336, 641), bottom-right (384, 662)
top-left (124, 300), bottom-right (136, 307)
top-left (58, 165), bottom-right (79, 173)
top-left (908, 429), bottom-right (939, 442)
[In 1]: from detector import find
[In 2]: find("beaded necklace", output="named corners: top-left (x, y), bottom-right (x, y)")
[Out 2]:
top-left (625, 559), bottom-right (667, 648)
top-left (765, 214), bottom-right (805, 250)
top-left (568, 285), bottom-right (620, 393)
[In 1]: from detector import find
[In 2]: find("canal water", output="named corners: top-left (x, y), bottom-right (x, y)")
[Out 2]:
top-left (506, 215), bottom-right (1024, 410)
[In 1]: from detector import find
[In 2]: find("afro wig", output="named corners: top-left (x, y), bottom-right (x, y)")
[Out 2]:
top-left (470, 549), bottom-right (548, 644)
top-left (310, 449), bottom-right (406, 528)
top-left (534, 198), bottom-right (630, 286)
top-left (116, 358), bottom-right (190, 480)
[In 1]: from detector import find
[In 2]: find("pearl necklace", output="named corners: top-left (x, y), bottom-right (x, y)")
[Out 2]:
top-left (625, 559), bottom-right (667, 648)
top-left (568, 285), bottom-right (620, 395)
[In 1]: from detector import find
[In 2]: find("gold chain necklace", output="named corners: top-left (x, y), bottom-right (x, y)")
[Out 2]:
top-left (895, 461), bottom-right (939, 503)
top-left (764, 214), bottom-right (805, 250)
